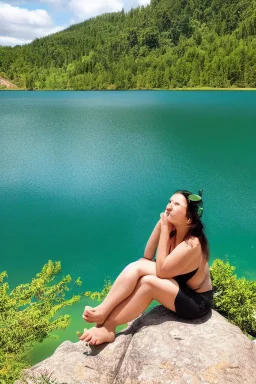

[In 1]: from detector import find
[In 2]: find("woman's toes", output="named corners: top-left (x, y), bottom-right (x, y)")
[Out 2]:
top-left (79, 328), bottom-right (91, 342)
top-left (83, 306), bottom-right (93, 316)
top-left (79, 333), bottom-right (88, 341)
top-left (84, 332), bottom-right (93, 342)
top-left (79, 326), bottom-right (115, 345)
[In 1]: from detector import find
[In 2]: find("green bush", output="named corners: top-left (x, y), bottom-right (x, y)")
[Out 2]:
top-left (84, 277), bottom-right (112, 302)
top-left (19, 373), bottom-right (66, 384)
top-left (210, 259), bottom-right (256, 337)
top-left (0, 261), bottom-right (82, 384)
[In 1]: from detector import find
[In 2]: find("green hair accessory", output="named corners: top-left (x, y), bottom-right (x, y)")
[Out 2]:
top-left (188, 190), bottom-right (204, 217)
top-left (188, 194), bottom-right (202, 202)
top-left (197, 207), bottom-right (204, 217)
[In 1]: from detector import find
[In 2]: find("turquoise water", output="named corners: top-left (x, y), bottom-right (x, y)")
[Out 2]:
top-left (1, 90), bottom-right (255, 362)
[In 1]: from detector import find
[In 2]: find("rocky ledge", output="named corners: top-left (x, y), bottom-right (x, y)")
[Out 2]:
top-left (18, 307), bottom-right (256, 384)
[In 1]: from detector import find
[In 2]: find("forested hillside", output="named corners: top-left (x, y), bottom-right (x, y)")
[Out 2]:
top-left (0, 0), bottom-right (256, 90)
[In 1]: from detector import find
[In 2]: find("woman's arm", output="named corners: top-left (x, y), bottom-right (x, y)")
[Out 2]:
top-left (156, 213), bottom-right (201, 278)
top-left (155, 213), bottom-right (173, 275)
top-left (156, 240), bottom-right (200, 279)
top-left (143, 220), bottom-right (161, 260)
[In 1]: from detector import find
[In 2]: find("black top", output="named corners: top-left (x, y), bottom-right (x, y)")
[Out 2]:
top-left (173, 268), bottom-right (199, 286)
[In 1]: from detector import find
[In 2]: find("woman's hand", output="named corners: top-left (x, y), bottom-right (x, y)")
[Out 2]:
top-left (160, 212), bottom-right (174, 233)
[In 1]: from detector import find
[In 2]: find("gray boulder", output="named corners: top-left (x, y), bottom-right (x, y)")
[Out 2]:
top-left (18, 307), bottom-right (256, 384)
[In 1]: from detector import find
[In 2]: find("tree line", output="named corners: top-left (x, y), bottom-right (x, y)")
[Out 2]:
top-left (0, 0), bottom-right (256, 90)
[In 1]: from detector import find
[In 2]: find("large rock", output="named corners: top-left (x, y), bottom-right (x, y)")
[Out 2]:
top-left (18, 307), bottom-right (256, 384)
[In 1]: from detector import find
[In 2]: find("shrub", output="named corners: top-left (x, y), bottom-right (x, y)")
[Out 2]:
top-left (210, 259), bottom-right (256, 337)
top-left (0, 261), bottom-right (82, 384)
top-left (84, 277), bottom-right (112, 302)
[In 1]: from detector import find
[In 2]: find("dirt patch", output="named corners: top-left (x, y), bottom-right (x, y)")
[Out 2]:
top-left (0, 77), bottom-right (18, 89)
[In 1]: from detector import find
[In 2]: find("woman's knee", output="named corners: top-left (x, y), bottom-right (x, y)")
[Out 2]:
top-left (123, 261), bottom-right (141, 277)
top-left (123, 259), bottom-right (156, 279)
top-left (139, 275), bottom-right (179, 290)
top-left (138, 275), bottom-right (156, 287)
top-left (138, 276), bottom-right (179, 308)
top-left (136, 258), bottom-right (156, 276)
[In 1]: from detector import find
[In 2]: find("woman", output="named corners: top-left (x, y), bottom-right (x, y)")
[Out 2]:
top-left (79, 190), bottom-right (213, 345)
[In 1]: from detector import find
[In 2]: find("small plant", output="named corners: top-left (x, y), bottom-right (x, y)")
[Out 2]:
top-left (84, 277), bottom-right (112, 301)
top-left (0, 261), bottom-right (82, 384)
top-left (19, 372), bottom-right (67, 384)
top-left (210, 259), bottom-right (256, 337)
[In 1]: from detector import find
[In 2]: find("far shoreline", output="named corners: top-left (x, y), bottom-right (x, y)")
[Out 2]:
top-left (1, 87), bottom-right (256, 92)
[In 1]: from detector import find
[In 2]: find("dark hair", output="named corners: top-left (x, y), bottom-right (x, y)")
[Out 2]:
top-left (174, 189), bottom-right (210, 261)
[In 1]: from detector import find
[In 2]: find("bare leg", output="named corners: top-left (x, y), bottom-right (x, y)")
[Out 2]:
top-left (79, 275), bottom-right (179, 345)
top-left (83, 258), bottom-right (156, 325)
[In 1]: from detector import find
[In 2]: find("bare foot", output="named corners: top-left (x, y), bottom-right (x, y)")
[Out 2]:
top-left (79, 326), bottom-right (115, 345)
top-left (82, 306), bottom-right (106, 325)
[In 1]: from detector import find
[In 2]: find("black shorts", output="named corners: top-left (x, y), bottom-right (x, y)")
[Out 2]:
top-left (174, 284), bottom-right (213, 319)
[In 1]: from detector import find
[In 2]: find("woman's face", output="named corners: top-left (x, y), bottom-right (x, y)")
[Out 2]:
top-left (165, 193), bottom-right (188, 226)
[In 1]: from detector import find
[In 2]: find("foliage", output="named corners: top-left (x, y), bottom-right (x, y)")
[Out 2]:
top-left (19, 373), bottom-right (64, 384)
top-left (84, 278), bottom-right (112, 302)
top-left (19, 373), bottom-right (66, 384)
top-left (0, 261), bottom-right (82, 384)
top-left (210, 259), bottom-right (256, 337)
top-left (0, 0), bottom-right (256, 89)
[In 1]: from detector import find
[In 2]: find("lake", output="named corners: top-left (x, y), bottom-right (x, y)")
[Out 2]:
top-left (0, 90), bottom-right (255, 362)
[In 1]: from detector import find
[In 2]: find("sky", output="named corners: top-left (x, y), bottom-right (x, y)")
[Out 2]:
top-left (0, 0), bottom-right (151, 46)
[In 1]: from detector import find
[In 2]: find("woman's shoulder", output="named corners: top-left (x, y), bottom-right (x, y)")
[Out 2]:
top-left (186, 236), bottom-right (200, 249)
top-left (173, 237), bottom-right (201, 261)
top-left (181, 236), bottom-right (202, 264)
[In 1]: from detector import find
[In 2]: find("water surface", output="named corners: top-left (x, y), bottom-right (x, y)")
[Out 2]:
top-left (1, 90), bottom-right (255, 362)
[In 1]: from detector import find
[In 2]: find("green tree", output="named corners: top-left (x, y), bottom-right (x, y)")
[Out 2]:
top-left (1, 0), bottom-right (256, 89)
top-left (211, 259), bottom-right (256, 337)
top-left (0, 261), bottom-right (82, 384)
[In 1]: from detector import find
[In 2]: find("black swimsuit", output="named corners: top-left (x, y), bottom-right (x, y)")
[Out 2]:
top-left (173, 268), bottom-right (199, 285)
top-left (173, 268), bottom-right (213, 319)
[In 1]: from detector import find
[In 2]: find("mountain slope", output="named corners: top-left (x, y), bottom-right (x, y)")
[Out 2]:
top-left (0, 0), bottom-right (255, 89)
